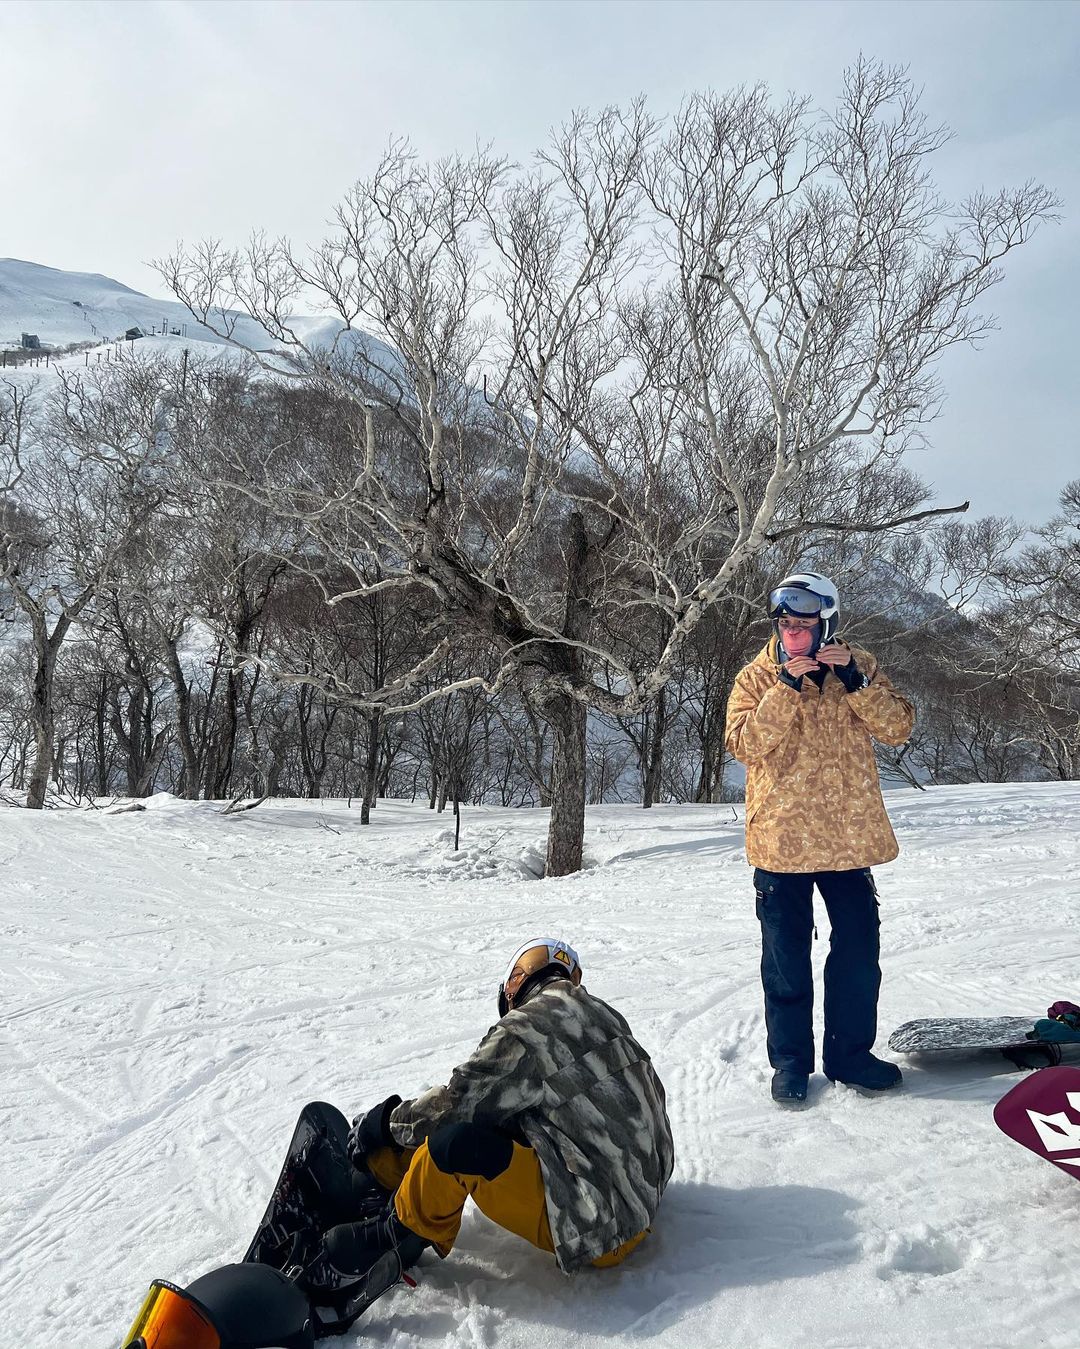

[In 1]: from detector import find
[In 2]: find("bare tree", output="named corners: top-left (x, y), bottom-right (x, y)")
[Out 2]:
top-left (987, 481), bottom-right (1080, 778)
top-left (0, 377), bottom-right (31, 495)
top-left (0, 372), bottom-right (164, 808)
top-left (157, 64), bottom-right (1057, 871)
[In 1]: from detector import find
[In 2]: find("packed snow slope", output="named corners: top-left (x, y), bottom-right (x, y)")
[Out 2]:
top-left (3, 783), bottom-right (1078, 1349)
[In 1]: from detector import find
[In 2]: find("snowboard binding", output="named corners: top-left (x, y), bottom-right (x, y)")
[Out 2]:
top-left (1003, 1041), bottom-right (1062, 1072)
top-left (890, 1009), bottom-right (1080, 1072)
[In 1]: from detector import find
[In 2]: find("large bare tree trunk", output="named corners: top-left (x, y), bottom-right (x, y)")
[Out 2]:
top-left (544, 694), bottom-right (588, 876)
top-left (25, 619), bottom-right (63, 811)
top-left (539, 511), bottom-right (592, 877)
top-left (26, 710), bottom-right (55, 810)
top-left (642, 687), bottom-right (667, 809)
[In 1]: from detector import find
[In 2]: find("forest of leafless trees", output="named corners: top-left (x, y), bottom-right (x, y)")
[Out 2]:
top-left (1, 65), bottom-right (1073, 874)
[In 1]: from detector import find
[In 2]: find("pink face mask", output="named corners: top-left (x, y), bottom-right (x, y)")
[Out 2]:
top-left (781, 626), bottom-right (818, 657)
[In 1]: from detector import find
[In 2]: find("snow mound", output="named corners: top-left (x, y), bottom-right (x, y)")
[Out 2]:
top-left (423, 826), bottom-right (547, 881)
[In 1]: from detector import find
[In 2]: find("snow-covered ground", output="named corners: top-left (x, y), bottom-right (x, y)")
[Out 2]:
top-left (3, 783), bottom-right (1078, 1349)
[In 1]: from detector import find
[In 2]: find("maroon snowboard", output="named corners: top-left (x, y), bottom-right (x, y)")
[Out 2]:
top-left (994, 1066), bottom-right (1080, 1183)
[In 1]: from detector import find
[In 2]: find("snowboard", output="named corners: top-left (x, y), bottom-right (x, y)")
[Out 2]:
top-left (994, 1066), bottom-right (1080, 1183)
top-left (888, 1017), bottom-right (1063, 1070)
top-left (245, 1101), bottom-right (350, 1266)
top-left (243, 1101), bottom-right (389, 1313)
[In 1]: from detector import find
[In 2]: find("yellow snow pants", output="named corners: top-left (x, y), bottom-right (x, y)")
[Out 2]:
top-left (367, 1141), bottom-right (647, 1268)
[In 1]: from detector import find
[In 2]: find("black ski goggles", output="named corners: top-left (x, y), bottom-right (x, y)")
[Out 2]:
top-left (121, 1280), bottom-right (221, 1349)
top-left (768, 586), bottom-right (826, 618)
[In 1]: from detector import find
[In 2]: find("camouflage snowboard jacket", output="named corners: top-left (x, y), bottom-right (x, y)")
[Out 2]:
top-left (725, 637), bottom-right (915, 873)
top-left (389, 978), bottom-right (674, 1271)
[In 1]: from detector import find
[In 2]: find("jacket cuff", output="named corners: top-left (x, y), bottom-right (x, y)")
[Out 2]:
top-left (388, 1098), bottom-right (416, 1146)
top-left (841, 671), bottom-right (872, 694)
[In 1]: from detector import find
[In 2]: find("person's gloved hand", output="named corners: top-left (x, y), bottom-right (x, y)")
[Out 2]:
top-left (817, 643), bottom-right (869, 693)
top-left (779, 655), bottom-right (819, 691)
top-left (348, 1094), bottom-right (402, 1168)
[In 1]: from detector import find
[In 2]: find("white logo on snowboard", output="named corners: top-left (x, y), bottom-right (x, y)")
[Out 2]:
top-left (1027, 1092), bottom-right (1080, 1168)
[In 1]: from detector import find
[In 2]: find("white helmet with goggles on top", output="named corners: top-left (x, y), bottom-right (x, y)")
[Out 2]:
top-left (768, 571), bottom-right (840, 643)
top-left (497, 939), bottom-right (582, 1017)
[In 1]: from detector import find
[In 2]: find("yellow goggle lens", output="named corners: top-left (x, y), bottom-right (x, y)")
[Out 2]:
top-left (121, 1280), bottom-right (220, 1349)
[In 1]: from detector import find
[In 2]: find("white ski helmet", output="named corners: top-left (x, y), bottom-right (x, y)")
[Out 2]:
top-left (497, 938), bottom-right (582, 1016)
top-left (768, 571), bottom-right (840, 642)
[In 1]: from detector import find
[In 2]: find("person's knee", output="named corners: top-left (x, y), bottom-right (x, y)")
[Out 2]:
top-left (828, 925), bottom-right (880, 962)
top-left (823, 871), bottom-right (879, 924)
top-left (427, 1122), bottom-right (514, 1182)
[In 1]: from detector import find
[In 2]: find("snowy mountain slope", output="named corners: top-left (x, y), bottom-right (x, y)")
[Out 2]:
top-left (0, 258), bottom-right (269, 351)
top-left (2, 783), bottom-right (1078, 1348)
top-left (0, 258), bottom-right (397, 369)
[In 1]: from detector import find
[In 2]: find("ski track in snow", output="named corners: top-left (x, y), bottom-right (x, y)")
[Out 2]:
top-left (2, 784), bottom-right (1078, 1348)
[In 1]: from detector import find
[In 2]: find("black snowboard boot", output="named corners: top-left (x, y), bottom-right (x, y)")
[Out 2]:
top-left (771, 1069), bottom-right (810, 1107)
top-left (324, 1204), bottom-right (429, 1280)
top-left (282, 1205), bottom-right (428, 1316)
top-left (825, 1054), bottom-right (902, 1092)
top-left (327, 1222), bottom-right (432, 1332)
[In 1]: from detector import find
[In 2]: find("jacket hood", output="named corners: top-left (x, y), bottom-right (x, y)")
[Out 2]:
top-left (515, 969), bottom-right (576, 1009)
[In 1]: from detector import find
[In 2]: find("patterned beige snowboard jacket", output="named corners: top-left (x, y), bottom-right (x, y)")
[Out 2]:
top-left (388, 977), bottom-right (674, 1272)
top-left (725, 637), bottom-right (915, 873)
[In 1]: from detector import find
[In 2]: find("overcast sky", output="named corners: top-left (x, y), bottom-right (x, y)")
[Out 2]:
top-left (3, 0), bottom-right (1077, 522)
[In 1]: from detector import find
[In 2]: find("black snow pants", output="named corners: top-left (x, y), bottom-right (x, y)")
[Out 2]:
top-left (754, 867), bottom-right (881, 1076)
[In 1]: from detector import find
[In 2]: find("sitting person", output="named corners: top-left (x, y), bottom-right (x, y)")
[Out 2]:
top-left (326, 938), bottom-right (674, 1298)
top-left (118, 941), bottom-right (673, 1347)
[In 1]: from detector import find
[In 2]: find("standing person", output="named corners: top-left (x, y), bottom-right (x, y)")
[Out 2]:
top-left (725, 571), bottom-right (915, 1106)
